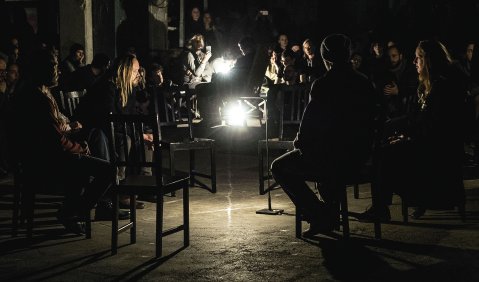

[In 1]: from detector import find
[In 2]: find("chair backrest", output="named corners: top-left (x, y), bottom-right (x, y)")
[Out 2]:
top-left (59, 89), bottom-right (86, 117)
top-left (277, 83), bottom-right (311, 140)
top-left (150, 86), bottom-right (195, 140)
top-left (107, 113), bottom-right (163, 182)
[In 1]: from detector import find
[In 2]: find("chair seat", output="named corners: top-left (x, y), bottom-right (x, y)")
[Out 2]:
top-left (0, 175), bottom-right (14, 187)
top-left (118, 172), bottom-right (190, 195)
top-left (258, 139), bottom-right (294, 150)
top-left (463, 164), bottom-right (479, 180)
top-left (162, 138), bottom-right (215, 150)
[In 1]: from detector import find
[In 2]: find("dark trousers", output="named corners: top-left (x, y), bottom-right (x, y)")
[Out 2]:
top-left (62, 154), bottom-right (112, 215)
top-left (271, 149), bottom-right (340, 223)
top-left (26, 154), bottom-right (112, 218)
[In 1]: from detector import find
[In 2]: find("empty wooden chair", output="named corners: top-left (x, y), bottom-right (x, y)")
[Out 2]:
top-left (107, 112), bottom-right (190, 258)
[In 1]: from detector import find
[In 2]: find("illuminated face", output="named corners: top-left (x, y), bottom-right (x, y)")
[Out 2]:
top-left (0, 59), bottom-right (6, 82)
top-left (74, 49), bottom-right (85, 62)
top-left (466, 43), bottom-right (474, 62)
top-left (191, 8), bottom-right (200, 21)
top-left (131, 58), bottom-right (140, 86)
top-left (195, 38), bottom-right (205, 51)
top-left (388, 47), bottom-right (402, 67)
top-left (351, 54), bottom-right (362, 69)
top-left (373, 43), bottom-right (382, 56)
top-left (7, 64), bottom-right (19, 84)
top-left (203, 13), bottom-right (211, 25)
top-left (278, 35), bottom-right (288, 49)
top-left (303, 42), bottom-right (313, 57)
top-left (413, 47), bottom-right (425, 74)
top-left (271, 51), bottom-right (277, 61)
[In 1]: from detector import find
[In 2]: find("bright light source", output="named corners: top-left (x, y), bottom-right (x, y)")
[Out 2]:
top-left (213, 57), bottom-right (235, 75)
top-left (224, 101), bottom-right (246, 126)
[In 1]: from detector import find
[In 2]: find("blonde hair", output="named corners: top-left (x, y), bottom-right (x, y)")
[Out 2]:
top-left (113, 54), bottom-right (137, 107)
top-left (417, 40), bottom-right (452, 95)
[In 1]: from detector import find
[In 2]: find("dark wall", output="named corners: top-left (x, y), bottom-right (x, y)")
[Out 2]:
top-left (92, 0), bottom-right (115, 61)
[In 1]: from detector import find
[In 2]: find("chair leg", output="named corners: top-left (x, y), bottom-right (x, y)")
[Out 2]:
top-left (402, 201), bottom-right (408, 224)
top-left (210, 144), bottom-right (217, 193)
top-left (156, 191), bottom-right (164, 258)
top-left (340, 187), bottom-right (350, 239)
top-left (111, 193), bottom-right (119, 255)
top-left (295, 206), bottom-right (302, 238)
top-left (85, 209), bottom-right (92, 239)
top-left (130, 194), bottom-right (136, 244)
top-left (183, 185), bottom-right (190, 247)
top-left (370, 180), bottom-right (382, 240)
top-left (189, 149), bottom-right (195, 187)
top-left (169, 148), bottom-right (176, 197)
top-left (458, 204), bottom-right (466, 222)
top-left (12, 189), bottom-right (21, 237)
top-left (24, 192), bottom-right (35, 239)
top-left (353, 184), bottom-right (359, 199)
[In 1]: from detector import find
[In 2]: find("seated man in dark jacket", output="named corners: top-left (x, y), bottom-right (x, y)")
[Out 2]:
top-left (271, 34), bottom-right (376, 236)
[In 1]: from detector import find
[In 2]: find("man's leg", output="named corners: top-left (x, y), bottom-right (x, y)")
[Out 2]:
top-left (271, 149), bottom-right (326, 224)
top-left (66, 154), bottom-right (113, 212)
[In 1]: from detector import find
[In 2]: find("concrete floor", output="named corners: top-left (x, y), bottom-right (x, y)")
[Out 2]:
top-left (1, 125), bottom-right (479, 281)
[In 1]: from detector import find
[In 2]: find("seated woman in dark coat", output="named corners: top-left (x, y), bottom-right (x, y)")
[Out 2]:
top-left (358, 39), bottom-right (467, 222)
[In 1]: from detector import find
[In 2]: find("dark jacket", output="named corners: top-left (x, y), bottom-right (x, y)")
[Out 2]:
top-left (294, 64), bottom-right (376, 174)
top-left (407, 67), bottom-right (467, 207)
top-left (12, 81), bottom-right (87, 173)
top-left (73, 77), bottom-right (137, 133)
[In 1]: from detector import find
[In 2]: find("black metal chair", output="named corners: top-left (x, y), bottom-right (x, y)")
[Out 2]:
top-left (107, 112), bottom-right (190, 258)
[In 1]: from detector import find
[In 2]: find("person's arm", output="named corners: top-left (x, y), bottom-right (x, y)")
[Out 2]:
top-left (39, 95), bottom-right (88, 154)
top-left (189, 52), bottom-right (211, 78)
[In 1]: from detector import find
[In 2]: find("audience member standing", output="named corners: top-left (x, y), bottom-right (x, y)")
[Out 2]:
top-left (203, 11), bottom-right (221, 59)
top-left (185, 7), bottom-right (205, 42)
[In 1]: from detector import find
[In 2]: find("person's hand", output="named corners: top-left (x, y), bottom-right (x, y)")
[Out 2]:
top-left (70, 121), bottom-right (82, 130)
top-left (143, 133), bottom-right (155, 150)
top-left (291, 45), bottom-right (301, 52)
top-left (383, 81), bottom-right (399, 95)
top-left (143, 133), bottom-right (153, 142)
top-left (81, 141), bottom-right (91, 155)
